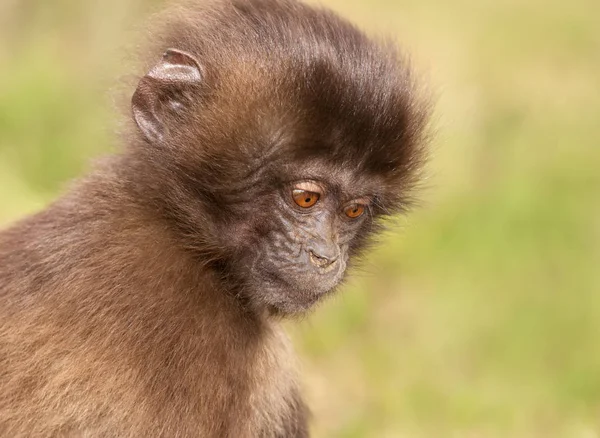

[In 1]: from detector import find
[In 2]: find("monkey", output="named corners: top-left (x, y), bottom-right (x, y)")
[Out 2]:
top-left (0, 0), bottom-right (430, 436)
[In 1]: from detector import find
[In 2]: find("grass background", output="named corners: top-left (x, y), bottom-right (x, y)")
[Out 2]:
top-left (1, 0), bottom-right (599, 436)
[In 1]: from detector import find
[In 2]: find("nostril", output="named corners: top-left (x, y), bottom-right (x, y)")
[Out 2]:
top-left (309, 250), bottom-right (338, 268)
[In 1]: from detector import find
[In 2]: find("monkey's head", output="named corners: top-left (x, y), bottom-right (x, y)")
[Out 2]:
top-left (129, 0), bottom-right (430, 315)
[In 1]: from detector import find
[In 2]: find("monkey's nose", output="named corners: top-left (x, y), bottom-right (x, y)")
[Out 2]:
top-left (308, 249), bottom-right (339, 269)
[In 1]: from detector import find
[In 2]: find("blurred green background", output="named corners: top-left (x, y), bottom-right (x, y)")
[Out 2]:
top-left (1, 0), bottom-right (599, 436)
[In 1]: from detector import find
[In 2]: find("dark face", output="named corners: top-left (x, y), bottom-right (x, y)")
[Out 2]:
top-left (227, 168), bottom-right (373, 314)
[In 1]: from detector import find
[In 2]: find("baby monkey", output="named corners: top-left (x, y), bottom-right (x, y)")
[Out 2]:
top-left (0, 0), bottom-right (430, 436)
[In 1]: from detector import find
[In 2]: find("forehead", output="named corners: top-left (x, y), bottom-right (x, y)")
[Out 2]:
top-left (270, 154), bottom-right (385, 199)
top-left (244, 72), bottom-right (410, 200)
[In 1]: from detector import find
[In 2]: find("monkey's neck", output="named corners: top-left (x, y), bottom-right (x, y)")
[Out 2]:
top-left (95, 150), bottom-right (272, 318)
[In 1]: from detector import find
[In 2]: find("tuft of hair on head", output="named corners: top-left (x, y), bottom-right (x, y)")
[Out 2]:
top-left (133, 3), bottom-right (430, 181)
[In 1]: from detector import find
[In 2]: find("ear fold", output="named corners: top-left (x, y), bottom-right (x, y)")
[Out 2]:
top-left (132, 49), bottom-right (203, 143)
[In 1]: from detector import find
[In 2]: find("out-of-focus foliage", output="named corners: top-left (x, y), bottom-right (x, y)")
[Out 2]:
top-left (1, 0), bottom-right (598, 436)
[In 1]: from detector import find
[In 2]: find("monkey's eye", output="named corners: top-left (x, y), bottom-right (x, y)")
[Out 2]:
top-left (292, 189), bottom-right (320, 208)
top-left (344, 204), bottom-right (365, 219)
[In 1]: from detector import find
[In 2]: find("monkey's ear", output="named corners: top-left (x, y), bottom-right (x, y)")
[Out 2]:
top-left (132, 49), bottom-right (203, 143)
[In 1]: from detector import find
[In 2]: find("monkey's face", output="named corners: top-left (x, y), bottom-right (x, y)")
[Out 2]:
top-left (222, 169), bottom-right (377, 314)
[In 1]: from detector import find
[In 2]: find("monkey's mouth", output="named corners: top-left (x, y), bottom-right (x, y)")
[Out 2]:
top-left (245, 244), bottom-right (347, 314)
top-left (308, 251), bottom-right (339, 274)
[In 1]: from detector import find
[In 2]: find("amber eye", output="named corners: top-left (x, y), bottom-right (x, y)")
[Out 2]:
top-left (344, 204), bottom-right (365, 219)
top-left (292, 189), bottom-right (320, 208)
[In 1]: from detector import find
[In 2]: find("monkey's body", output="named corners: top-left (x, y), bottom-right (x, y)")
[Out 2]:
top-left (0, 163), bottom-right (306, 436)
top-left (0, 0), bottom-right (429, 435)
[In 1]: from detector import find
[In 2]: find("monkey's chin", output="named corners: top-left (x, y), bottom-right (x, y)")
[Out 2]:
top-left (261, 277), bottom-right (341, 316)
top-left (266, 291), bottom-right (330, 316)
top-left (248, 263), bottom-right (346, 316)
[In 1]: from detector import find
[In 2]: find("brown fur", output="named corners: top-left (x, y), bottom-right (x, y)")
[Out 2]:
top-left (0, 0), bottom-right (430, 436)
top-left (0, 165), bottom-right (307, 436)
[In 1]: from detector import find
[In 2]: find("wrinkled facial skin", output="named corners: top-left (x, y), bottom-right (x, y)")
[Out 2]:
top-left (253, 182), bottom-right (365, 314)
top-left (217, 162), bottom-right (377, 315)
